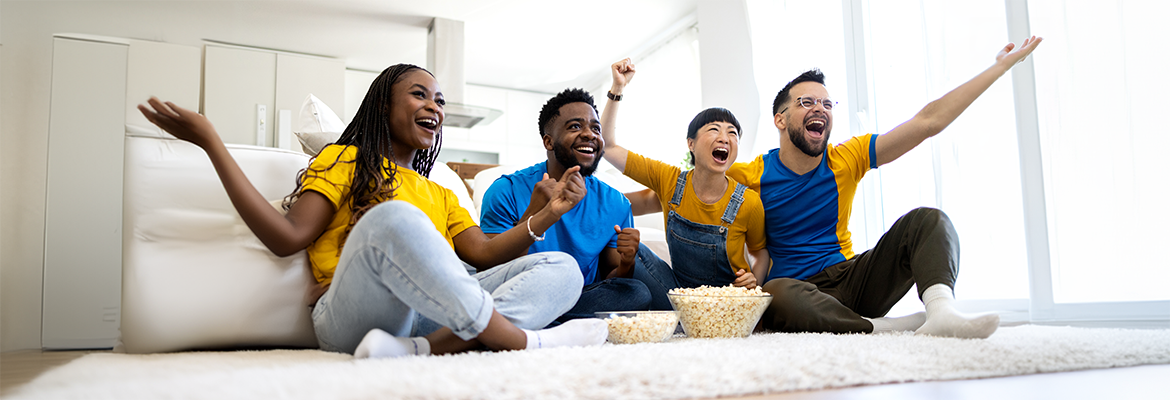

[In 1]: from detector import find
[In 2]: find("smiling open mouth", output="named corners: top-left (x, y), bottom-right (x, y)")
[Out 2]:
top-left (805, 119), bottom-right (826, 137)
top-left (712, 147), bottom-right (730, 163)
top-left (574, 145), bottom-right (596, 155)
top-left (416, 117), bottom-right (438, 130)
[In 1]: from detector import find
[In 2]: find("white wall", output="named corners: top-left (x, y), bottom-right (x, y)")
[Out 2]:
top-left (0, 1), bottom-right (426, 352)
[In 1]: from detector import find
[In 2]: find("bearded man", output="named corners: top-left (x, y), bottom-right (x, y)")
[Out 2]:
top-left (479, 88), bottom-right (675, 323)
top-left (728, 37), bottom-right (1042, 339)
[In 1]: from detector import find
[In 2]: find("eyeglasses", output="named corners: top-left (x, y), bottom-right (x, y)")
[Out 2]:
top-left (795, 96), bottom-right (836, 111)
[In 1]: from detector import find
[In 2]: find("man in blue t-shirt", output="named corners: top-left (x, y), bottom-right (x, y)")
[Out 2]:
top-left (729, 37), bottom-right (1042, 339)
top-left (480, 88), bottom-right (676, 322)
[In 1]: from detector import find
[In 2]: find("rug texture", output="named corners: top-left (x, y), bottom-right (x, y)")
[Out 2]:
top-left (8, 325), bottom-right (1170, 399)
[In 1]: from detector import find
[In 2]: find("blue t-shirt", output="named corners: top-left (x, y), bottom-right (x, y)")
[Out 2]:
top-left (727, 134), bottom-right (877, 281)
top-left (479, 162), bottom-right (634, 285)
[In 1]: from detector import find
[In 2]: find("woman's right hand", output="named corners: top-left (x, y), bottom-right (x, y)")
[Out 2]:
top-left (610, 58), bottom-right (636, 92)
top-left (138, 97), bottom-right (222, 149)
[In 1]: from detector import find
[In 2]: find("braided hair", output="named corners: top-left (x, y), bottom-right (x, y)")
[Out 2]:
top-left (283, 64), bottom-right (444, 233)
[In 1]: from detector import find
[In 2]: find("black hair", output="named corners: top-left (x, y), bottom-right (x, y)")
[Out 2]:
top-left (773, 69), bottom-right (826, 115)
top-left (284, 63), bottom-right (443, 232)
top-left (538, 88), bottom-right (597, 138)
top-left (685, 107), bottom-right (742, 167)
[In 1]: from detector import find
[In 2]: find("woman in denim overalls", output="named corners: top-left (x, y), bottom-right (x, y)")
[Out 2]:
top-left (600, 59), bottom-right (771, 289)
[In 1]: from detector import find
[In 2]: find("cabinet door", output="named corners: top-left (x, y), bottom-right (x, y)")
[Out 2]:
top-left (203, 45), bottom-right (277, 146)
top-left (43, 37), bottom-right (128, 349)
top-left (274, 53), bottom-right (345, 151)
top-left (125, 39), bottom-right (201, 137)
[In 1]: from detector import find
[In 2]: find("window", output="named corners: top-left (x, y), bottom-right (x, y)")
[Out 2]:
top-left (859, 0), bottom-right (1030, 302)
top-left (1029, 0), bottom-right (1170, 305)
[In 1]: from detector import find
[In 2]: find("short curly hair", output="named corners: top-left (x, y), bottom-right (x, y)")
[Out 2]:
top-left (538, 88), bottom-right (598, 138)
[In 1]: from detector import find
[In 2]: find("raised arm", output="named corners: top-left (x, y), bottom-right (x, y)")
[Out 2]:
top-left (138, 98), bottom-right (333, 256)
top-left (874, 36), bottom-right (1043, 166)
top-left (454, 166), bottom-right (587, 270)
top-left (600, 58), bottom-right (636, 172)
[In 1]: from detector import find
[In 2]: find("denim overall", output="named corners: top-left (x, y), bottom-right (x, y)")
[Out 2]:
top-left (666, 170), bottom-right (748, 288)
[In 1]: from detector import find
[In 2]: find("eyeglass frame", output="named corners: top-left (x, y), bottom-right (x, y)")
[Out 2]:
top-left (779, 96), bottom-right (838, 114)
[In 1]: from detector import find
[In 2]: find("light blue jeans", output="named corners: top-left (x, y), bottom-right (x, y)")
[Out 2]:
top-left (311, 201), bottom-right (583, 354)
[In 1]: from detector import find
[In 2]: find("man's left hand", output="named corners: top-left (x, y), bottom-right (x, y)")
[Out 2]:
top-left (996, 35), bottom-right (1043, 67)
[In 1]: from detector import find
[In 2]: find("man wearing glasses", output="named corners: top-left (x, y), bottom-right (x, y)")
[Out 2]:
top-left (728, 36), bottom-right (1042, 339)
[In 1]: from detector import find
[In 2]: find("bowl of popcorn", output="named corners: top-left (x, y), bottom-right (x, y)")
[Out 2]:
top-left (667, 285), bottom-right (772, 339)
top-left (594, 311), bottom-right (680, 344)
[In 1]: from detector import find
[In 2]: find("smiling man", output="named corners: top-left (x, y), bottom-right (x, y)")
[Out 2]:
top-left (479, 88), bottom-right (673, 322)
top-left (728, 37), bottom-right (1042, 339)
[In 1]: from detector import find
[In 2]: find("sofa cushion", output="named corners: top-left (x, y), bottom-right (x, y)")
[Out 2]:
top-left (121, 136), bottom-right (318, 353)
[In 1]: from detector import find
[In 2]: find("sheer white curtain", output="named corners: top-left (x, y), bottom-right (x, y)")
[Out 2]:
top-left (1029, 0), bottom-right (1170, 306)
top-left (859, 0), bottom-right (1030, 306)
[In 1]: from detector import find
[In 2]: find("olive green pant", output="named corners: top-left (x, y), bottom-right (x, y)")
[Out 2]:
top-left (759, 207), bottom-right (959, 334)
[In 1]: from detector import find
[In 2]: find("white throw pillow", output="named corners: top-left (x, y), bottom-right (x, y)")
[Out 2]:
top-left (294, 94), bottom-right (345, 156)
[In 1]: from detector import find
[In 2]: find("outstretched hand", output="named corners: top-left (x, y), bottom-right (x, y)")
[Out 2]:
top-left (610, 58), bottom-right (636, 91)
top-left (545, 166), bottom-right (587, 216)
top-left (995, 35), bottom-right (1043, 68)
top-left (137, 97), bottom-right (221, 149)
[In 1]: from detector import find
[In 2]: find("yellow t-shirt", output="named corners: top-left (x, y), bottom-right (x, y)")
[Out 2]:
top-left (623, 151), bottom-right (767, 274)
top-left (301, 144), bottom-right (476, 285)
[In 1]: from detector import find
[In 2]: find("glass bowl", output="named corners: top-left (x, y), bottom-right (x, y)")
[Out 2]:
top-left (594, 311), bottom-right (679, 344)
top-left (667, 293), bottom-right (772, 338)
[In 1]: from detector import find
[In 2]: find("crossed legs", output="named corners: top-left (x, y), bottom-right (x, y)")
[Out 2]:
top-left (760, 208), bottom-right (998, 338)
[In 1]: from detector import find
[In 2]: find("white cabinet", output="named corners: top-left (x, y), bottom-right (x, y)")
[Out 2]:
top-left (202, 45), bottom-right (276, 147)
top-left (203, 44), bottom-right (345, 150)
top-left (42, 35), bottom-right (200, 349)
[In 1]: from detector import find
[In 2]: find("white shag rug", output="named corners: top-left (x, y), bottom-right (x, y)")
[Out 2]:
top-left (9, 325), bottom-right (1170, 400)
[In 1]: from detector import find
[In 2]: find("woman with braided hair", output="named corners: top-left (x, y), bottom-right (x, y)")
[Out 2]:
top-left (139, 64), bottom-right (606, 359)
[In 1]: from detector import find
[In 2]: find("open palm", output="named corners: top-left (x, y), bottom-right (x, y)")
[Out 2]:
top-left (996, 35), bottom-right (1043, 67)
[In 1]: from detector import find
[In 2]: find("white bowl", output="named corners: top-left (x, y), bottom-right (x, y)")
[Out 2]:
top-left (594, 311), bottom-right (679, 344)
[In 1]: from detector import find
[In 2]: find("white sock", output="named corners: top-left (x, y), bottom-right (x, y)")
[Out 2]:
top-left (353, 328), bottom-right (431, 359)
top-left (915, 284), bottom-right (1000, 339)
top-left (866, 311), bottom-right (926, 333)
top-left (523, 319), bottom-right (608, 350)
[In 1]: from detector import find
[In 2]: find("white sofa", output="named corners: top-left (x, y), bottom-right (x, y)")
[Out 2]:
top-left (120, 135), bottom-right (668, 353)
top-left (121, 135), bottom-right (318, 353)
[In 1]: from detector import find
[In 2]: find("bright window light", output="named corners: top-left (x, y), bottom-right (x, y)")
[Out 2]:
top-left (863, 0), bottom-right (1029, 301)
top-left (1030, 0), bottom-right (1170, 304)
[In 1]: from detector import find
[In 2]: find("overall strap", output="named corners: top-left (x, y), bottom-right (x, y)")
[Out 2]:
top-left (669, 169), bottom-right (688, 207)
top-left (720, 183), bottom-right (748, 225)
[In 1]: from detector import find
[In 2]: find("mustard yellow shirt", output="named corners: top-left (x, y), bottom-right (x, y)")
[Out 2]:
top-left (624, 151), bottom-right (767, 274)
top-left (302, 144), bottom-right (476, 285)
